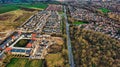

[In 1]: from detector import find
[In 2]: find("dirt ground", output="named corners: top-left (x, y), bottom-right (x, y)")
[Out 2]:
top-left (0, 14), bottom-right (13, 21)
top-left (52, 37), bottom-right (64, 45)
top-left (0, 33), bottom-right (6, 37)
top-left (0, 9), bottom-right (37, 32)
top-left (45, 53), bottom-right (64, 67)
top-left (45, 37), bottom-right (69, 67)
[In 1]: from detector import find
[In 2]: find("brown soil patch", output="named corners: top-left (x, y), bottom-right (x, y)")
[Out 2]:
top-left (0, 10), bottom-right (36, 32)
top-left (14, 12), bottom-right (34, 23)
top-left (0, 14), bottom-right (13, 21)
top-left (53, 37), bottom-right (64, 45)
top-left (48, 44), bottom-right (62, 53)
top-left (45, 54), bottom-right (64, 67)
top-left (0, 33), bottom-right (6, 37)
top-left (14, 15), bottom-right (23, 22)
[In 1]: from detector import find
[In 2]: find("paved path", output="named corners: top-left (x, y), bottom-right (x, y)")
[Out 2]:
top-left (10, 35), bottom-right (24, 47)
top-left (64, 6), bottom-right (75, 67)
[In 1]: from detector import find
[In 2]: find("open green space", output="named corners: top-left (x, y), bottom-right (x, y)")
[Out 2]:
top-left (19, 3), bottom-right (48, 9)
top-left (0, 3), bottom-right (48, 14)
top-left (0, 4), bottom-right (19, 14)
top-left (73, 21), bottom-right (88, 25)
top-left (99, 8), bottom-right (111, 14)
top-left (6, 58), bottom-right (43, 67)
top-left (14, 39), bottom-right (30, 47)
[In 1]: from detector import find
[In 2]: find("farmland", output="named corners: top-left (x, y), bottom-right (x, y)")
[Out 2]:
top-left (6, 58), bottom-right (43, 67)
top-left (20, 3), bottom-right (48, 9)
top-left (0, 4), bottom-right (19, 14)
top-left (0, 3), bottom-right (48, 14)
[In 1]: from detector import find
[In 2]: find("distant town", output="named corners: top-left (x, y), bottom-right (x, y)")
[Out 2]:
top-left (0, 0), bottom-right (120, 67)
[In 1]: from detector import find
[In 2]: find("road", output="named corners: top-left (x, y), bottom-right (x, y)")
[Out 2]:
top-left (64, 6), bottom-right (75, 67)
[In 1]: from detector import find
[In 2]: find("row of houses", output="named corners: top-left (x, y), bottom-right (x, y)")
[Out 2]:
top-left (0, 32), bottom-right (21, 50)
top-left (5, 47), bottom-right (32, 56)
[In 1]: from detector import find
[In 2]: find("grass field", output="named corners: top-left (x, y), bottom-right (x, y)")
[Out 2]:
top-left (45, 53), bottom-right (64, 67)
top-left (45, 37), bottom-right (69, 67)
top-left (6, 58), bottom-right (43, 67)
top-left (0, 3), bottom-right (48, 14)
top-left (0, 4), bottom-right (19, 14)
top-left (20, 3), bottom-right (48, 9)
top-left (99, 8), bottom-right (111, 14)
top-left (14, 39), bottom-right (30, 47)
top-left (73, 21), bottom-right (88, 25)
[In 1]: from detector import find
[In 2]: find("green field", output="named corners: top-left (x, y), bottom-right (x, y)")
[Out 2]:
top-left (73, 21), bottom-right (88, 25)
top-left (0, 4), bottom-right (19, 14)
top-left (0, 3), bottom-right (48, 14)
top-left (19, 3), bottom-right (48, 9)
top-left (99, 8), bottom-right (111, 14)
top-left (14, 39), bottom-right (30, 47)
top-left (6, 58), bottom-right (43, 67)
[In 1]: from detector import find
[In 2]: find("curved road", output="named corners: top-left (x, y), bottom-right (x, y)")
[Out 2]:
top-left (64, 6), bottom-right (75, 67)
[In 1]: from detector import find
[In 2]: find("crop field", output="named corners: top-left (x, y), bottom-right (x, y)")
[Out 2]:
top-left (20, 3), bottom-right (48, 9)
top-left (14, 39), bottom-right (30, 47)
top-left (0, 3), bottom-right (48, 14)
top-left (6, 58), bottom-right (43, 67)
top-left (0, 4), bottom-right (19, 14)
top-left (99, 8), bottom-right (111, 14)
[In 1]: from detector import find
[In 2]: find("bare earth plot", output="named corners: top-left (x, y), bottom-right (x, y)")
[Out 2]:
top-left (0, 10), bottom-right (36, 32)
top-left (46, 37), bottom-right (69, 67)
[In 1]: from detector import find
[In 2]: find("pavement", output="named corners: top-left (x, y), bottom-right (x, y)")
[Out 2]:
top-left (64, 6), bottom-right (75, 67)
top-left (10, 35), bottom-right (24, 47)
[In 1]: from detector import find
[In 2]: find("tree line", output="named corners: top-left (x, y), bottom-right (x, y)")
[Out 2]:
top-left (70, 26), bottom-right (120, 67)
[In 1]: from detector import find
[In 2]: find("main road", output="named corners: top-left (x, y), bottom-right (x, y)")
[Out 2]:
top-left (64, 6), bottom-right (75, 67)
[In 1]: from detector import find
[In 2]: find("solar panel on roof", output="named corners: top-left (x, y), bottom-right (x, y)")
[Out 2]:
top-left (26, 50), bottom-right (31, 54)
top-left (11, 49), bottom-right (31, 54)
top-left (14, 33), bottom-right (18, 36)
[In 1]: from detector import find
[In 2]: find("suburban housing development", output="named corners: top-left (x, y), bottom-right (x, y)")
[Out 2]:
top-left (0, 0), bottom-right (120, 67)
